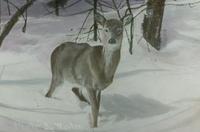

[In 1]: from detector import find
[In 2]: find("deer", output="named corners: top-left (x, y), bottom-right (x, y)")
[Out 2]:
top-left (45, 12), bottom-right (133, 127)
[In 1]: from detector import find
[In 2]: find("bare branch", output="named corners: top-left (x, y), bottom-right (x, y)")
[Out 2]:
top-left (75, 9), bottom-right (92, 42)
top-left (6, 0), bottom-right (11, 16)
top-left (3, 0), bottom-right (26, 21)
top-left (0, 0), bottom-right (36, 47)
top-left (22, 0), bottom-right (29, 33)
top-left (125, 0), bottom-right (134, 55)
top-left (112, 0), bottom-right (121, 19)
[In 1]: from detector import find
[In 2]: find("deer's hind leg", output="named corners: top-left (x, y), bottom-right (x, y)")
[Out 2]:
top-left (45, 69), bottom-right (63, 98)
top-left (72, 87), bottom-right (90, 104)
top-left (45, 76), bottom-right (63, 98)
top-left (45, 50), bottom-right (64, 98)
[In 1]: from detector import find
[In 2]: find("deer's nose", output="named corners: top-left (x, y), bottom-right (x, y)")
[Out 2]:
top-left (108, 38), bottom-right (116, 44)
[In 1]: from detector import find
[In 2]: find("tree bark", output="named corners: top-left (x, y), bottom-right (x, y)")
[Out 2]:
top-left (93, 0), bottom-right (98, 41)
top-left (55, 0), bottom-right (59, 16)
top-left (142, 0), bottom-right (166, 50)
top-left (0, 0), bottom-right (36, 47)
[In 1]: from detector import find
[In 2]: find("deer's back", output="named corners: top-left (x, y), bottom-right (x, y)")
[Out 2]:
top-left (51, 42), bottom-right (108, 89)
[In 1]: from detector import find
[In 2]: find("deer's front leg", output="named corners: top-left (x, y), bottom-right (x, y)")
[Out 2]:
top-left (96, 90), bottom-right (101, 111)
top-left (72, 87), bottom-right (90, 104)
top-left (87, 88), bottom-right (98, 128)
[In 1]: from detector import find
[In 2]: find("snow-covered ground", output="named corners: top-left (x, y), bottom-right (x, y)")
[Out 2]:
top-left (0, 0), bottom-right (200, 132)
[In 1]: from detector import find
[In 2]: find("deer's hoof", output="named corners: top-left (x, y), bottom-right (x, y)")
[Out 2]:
top-left (45, 93), bottom-right (51, 98)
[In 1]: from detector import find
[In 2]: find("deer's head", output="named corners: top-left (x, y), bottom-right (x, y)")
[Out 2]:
top-left (95, 13), bottom-right (133, 49)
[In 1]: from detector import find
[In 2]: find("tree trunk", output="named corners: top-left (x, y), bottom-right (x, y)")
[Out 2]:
top-left (142, 0), bottom-right (165, 50)
top-left (93, 0), bottom-right (98, 41)
top-left (0, 0), bottom-right (36, 47)
top-left (55, 0), bottom-right (59, 16)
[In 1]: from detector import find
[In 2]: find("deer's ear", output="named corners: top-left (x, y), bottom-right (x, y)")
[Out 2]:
top-left (95, 12), bottom-right (106, 26)
top-left (122, 14), bottom-right (133, 26)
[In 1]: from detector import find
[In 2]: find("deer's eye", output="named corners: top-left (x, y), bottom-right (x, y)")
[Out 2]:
top-left (105, 29), bottom-right (109, 32)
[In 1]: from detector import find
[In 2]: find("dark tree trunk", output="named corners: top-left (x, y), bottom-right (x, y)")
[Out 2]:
top-left (0, 0), bottom-right (36, 47)
top-left (93, 0), bottom-right (98, 41)
top-left (142, 0), bottom-right (166, 50)
top-left (55, 0), bottom-right (59, 16)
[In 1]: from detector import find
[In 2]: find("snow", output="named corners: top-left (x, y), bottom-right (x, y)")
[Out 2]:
top-left (0, 0), bottom-right (200, 131)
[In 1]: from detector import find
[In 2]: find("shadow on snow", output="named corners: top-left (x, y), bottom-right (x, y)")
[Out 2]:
top-left (101, 94), bottom-right (172, 122)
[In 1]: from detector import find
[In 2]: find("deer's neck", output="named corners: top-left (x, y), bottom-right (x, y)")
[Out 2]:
top-left (102, 44), bottom-right (121, 80)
